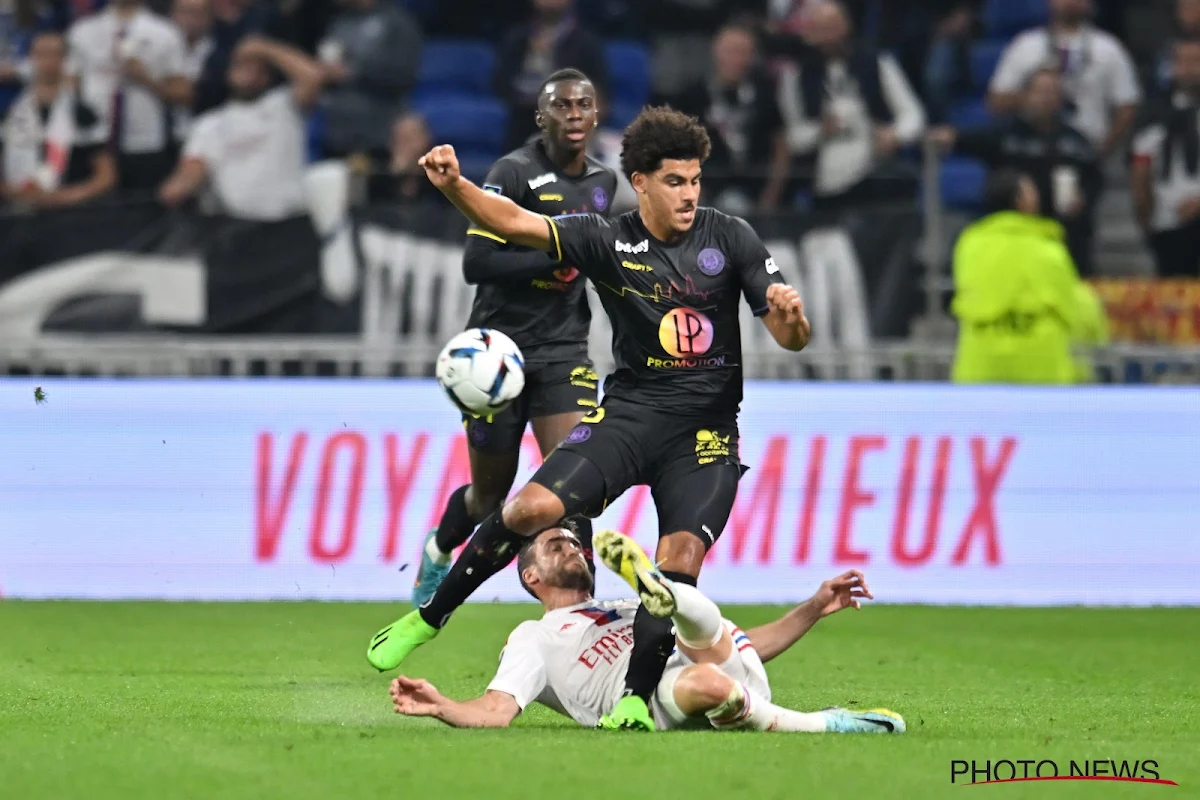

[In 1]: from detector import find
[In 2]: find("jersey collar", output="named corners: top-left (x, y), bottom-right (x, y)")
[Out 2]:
top-left (541, 598), bottom-right (599, 618)
top-left (535, 138), bottom-right (599, 182)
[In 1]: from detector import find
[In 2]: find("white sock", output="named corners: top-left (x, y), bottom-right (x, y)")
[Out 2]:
top-left (425, 535), bottom-right (452, 566)
top-left (669, 582), bottom-right (723, 649)
top-left (707, 683), bottom-right (828, 733)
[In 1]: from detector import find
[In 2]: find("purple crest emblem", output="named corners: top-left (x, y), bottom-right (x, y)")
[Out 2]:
top-left (697, 248), bottom-right (725, 276)
top-left (592, 187), bottom-right (609, 212)
top-left (566, 425), bottom-right (592, 444)
top-left (469, 422), bottom-right (490, 445)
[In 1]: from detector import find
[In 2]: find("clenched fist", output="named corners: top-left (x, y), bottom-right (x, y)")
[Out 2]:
top-left (418, 144), bottom-right (461, 189)
top-left (767, 283), bottom-right (810, 331)
top-left (764, 283), bottom-right (811, 351)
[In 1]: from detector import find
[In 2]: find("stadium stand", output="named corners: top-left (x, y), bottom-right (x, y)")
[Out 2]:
top-left (1, 0), bottom-right (1196, 382)
top-left (412, 39), bottom-right (498, 102)
top-left (982, 0), bottom-right (1050, 39)
top-left (603, 39), bottom-right (653, 128)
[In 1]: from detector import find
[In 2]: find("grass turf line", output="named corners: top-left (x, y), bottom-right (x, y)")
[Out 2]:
top-left (1, 603), bottom-right (1197, 799)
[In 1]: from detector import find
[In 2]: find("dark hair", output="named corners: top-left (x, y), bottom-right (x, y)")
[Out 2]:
top-left (982, 168), bottom-right (1029, 215)
top-left (538, 68), bottom-right (591, 97)
top-left (719, 13), bottom-right (761, 38)
top-left (619, 105), bottom-right (711, 181)
top-left (515, 520), bottom-right (582, 600)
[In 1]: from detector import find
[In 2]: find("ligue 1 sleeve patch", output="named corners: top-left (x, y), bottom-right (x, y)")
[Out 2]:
top-left (483, 184), bottom-right (503, 195)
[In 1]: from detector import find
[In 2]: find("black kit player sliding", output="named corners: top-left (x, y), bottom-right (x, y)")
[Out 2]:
top-left (369, 105), bottom-right (811, 732)
top-left (411, 69), bottom-right (619, 608)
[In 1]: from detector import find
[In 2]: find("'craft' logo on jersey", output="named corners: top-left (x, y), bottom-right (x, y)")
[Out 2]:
top-left (615, 239), bottom-right (649, 254)
top-left (658, 307), bottom-right (713, 357)
top-left (592, 186), bottom-right (609, 211)
top-left (697, 248), bottom-right (725, 276)
top-left (539, 193), bottom-right (563, 201)
top-left (528, 173), bottom-right (557, 190)
top-left (621, 261), bottom-right (653, 272)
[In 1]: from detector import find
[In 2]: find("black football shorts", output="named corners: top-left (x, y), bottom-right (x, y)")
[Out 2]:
top-left (462, 360), bottom-right (599, 456)
top-left (533, 395), bottom-right (746, 548)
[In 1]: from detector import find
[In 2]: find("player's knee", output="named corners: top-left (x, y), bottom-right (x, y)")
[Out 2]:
top-left (673, 664), bottom-right (737, 716)
top-left (501, 484), bottom-right (565, 536)
top-left (464, 485), bottom-right (504, 519)
top-left (658, 531), bottom-right (708, 576)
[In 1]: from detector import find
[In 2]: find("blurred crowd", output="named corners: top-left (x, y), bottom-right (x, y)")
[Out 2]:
top-left (1, 0), bottom-right (1199, 280)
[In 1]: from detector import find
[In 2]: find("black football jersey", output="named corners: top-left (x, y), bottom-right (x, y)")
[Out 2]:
top-left (464, 140), bottom-right (619, 363)
top-left (547, 208), bottom-right (785, 415)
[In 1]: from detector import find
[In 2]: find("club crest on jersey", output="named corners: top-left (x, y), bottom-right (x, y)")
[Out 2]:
top-left (469, 422), bottom-right (490, 445)
top-left (697, 248), bottom-right (726, 276)
top-left (528, 172), bottom-right (557, 190)
top-left (615, 239), bottom-right (649, 254)
top-left (482, 184), bottom-right (503, 195)
top-left (592, 186), bottom-right (609, 211)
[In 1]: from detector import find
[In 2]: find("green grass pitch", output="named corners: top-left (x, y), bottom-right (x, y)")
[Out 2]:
top-left (1, 602), bottom-right (1197, 799)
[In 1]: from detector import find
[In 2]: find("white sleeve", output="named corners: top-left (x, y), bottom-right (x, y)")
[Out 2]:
top-left (485, 625), bottom-right (548, 710)
top-left (777, 63), bottom-right (821, 154)
top-left (183, 113), bottom-right (219, 165)
top-left (989, 33), bottom-right (1040, 94)
top-left (161, 24), bottom-right (188, 78)
top-left (1105, 38), bottom-right (1142, 107)
top-left (879, 54), bottom-right (925, 143)
top-left (65, 23), bottom-right (84, 78)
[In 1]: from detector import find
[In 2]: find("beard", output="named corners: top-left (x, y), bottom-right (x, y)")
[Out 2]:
top-left (549, 562), bottom-right (594, 592)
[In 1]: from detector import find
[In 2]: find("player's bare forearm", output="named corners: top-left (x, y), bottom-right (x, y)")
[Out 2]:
top-left (744, 600), bottom-right (822, 664)
top-left (442, 176), bottom-right (552, 252)
top-left (764, 308), bottom-right (810, 351)
top-left (432, 691), bottom-right (520, 728)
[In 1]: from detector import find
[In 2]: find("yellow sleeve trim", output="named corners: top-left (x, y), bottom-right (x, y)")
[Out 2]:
top-left (467, 228), bottom-right (507, 244)
top-left (544, 215), bottom-right (563, 262)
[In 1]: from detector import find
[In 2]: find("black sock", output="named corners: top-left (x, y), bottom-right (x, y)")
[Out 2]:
top-left (622, 571), bottom-right (696, 702)
top-left (418, 511), bottom-right (526, 629)
top-left (571, 516), bottom-right (595, 576)
top-left (433, 485), bottom-right (478, 554)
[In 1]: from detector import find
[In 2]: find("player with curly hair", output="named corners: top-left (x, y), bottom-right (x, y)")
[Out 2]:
top-left (367, 106), bottom-right (812, 732)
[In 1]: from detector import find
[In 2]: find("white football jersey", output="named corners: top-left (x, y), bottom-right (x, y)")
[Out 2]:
top-left (486, 599), bottom-right (640, 727)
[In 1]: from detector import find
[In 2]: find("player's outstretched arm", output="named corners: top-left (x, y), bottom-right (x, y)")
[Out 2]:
top-left (762, 284), bottom-right (812, 352)
top-left (390, 676), bottom-right (520, 728)
top-left (419, 144), bottom-right (553, 254)
top-left (744, 570), bottom-right (872, 663)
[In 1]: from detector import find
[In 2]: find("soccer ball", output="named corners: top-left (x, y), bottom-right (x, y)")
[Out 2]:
top-left (436, 328), bottom-right (526, 415)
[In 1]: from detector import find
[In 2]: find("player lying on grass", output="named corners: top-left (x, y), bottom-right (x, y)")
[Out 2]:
top-left (389, 527), bottom-right (905, 734)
